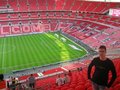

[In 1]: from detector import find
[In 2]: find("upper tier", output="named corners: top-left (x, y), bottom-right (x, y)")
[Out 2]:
top-left (0, 0), bottom-right (120, 14)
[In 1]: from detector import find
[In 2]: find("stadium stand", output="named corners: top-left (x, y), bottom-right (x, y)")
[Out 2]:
top-left (38, 0), bottom-right (47, 10)
top-left (5, 58), bottom-right (120, 90)
top-left (1, 0), bottom-right (120, 13)
top-left (18, 0), bottom-right (28, 12)
top-left (47, 0), bottom-right (55, 10)
top-left (28, 0), bottom-right (38, 11)
top-left (35, 58), bottom-right (120, 90)
top-left (8, 0), bottom-right (18, 11)
top-left (0, 0), bottom-right (120, 90)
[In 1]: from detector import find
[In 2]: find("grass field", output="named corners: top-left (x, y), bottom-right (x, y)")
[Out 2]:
top-left (0, 32), bottom-right (88, 73)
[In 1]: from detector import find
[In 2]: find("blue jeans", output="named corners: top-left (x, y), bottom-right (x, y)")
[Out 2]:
top-left (92, 82), bottom-right (106, 90)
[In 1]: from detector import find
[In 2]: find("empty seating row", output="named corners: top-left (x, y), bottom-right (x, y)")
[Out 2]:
top-left (0, 11), bottom-right (120, 28)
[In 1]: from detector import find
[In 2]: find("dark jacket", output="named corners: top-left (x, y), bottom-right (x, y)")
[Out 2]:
top-left (88, 57), bottom-right (117, 88)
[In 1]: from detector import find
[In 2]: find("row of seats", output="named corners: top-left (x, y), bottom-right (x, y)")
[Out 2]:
top-left (0, 12), bottom-right (120, 28)
top-left (58, 20), bottom-right (120, 49)
top-left (0, 0), bottom-right (120, 13)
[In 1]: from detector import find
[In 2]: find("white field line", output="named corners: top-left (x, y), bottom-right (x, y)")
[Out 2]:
top-left (61, 34), bottom-right (89, 54)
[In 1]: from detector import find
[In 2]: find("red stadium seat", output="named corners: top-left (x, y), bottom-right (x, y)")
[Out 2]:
top-left (87, 87), bottom-right (92, 90)
top-left (113, 84), bottom-right (120, 90)
top-left (67, 88), bottom-right (74, 90)
top-left (75, 85), bottom-right (85, 90)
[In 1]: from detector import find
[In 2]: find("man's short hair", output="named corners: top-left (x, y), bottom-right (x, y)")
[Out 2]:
top-left (99, 45), bottom-right (106, 51)
top-left (31, 74), bottom-right (33, 76)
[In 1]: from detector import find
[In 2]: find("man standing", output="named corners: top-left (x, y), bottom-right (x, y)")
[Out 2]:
top-left (63, 73), bottom-right (70, 84)
top-left (56, 75), bottom-right (63, 86)
top-left (28, 74), bottom-right (35, 89)
top-left (88, 45), bottom-right (117, 90)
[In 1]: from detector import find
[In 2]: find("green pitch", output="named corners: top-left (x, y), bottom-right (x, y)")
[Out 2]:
top-left (0, 32), bottom-right (88, 73)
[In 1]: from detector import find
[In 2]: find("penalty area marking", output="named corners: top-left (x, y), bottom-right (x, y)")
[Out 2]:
top-left (68, 44), bottom-right (83, 51)
top-left (61, 34), bottom-right (89, 54)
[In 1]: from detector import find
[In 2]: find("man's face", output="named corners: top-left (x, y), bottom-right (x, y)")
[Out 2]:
top-left (99, 48), bottom-right (106, 57)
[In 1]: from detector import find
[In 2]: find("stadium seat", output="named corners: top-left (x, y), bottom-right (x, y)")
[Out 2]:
top-left (113, 84), bottom-right (120, 90)
top-left (75, 85), bottom-right (85, 90)
top-left (67, 88), bottom-right (74, 90)
top-left (87, 87), bottom-right (92, 90)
